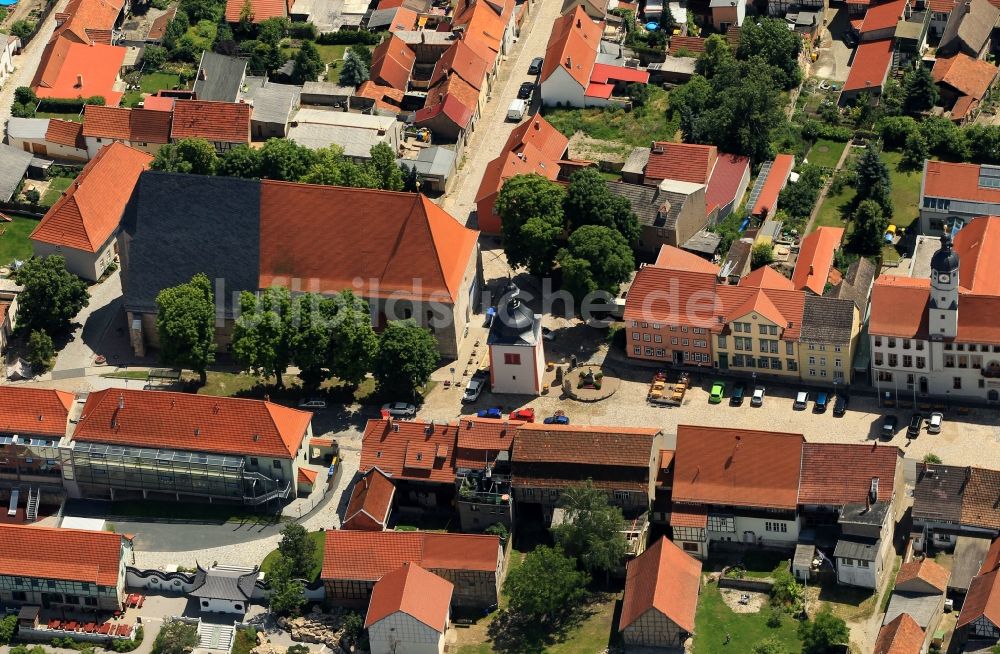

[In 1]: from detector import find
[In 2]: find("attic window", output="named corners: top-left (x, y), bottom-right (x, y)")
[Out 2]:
top-left (376, 451), bottom-right (382, 458)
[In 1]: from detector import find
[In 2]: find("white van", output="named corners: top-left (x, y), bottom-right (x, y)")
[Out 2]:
top-left (507, 99), bottom-right (528, 121)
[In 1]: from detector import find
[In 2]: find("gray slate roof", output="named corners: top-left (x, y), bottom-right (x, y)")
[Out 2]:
top-left (799, 295), bottom-right (855, 344)
top-left (883, 591), bottom-right (944, 629)
top-left (120, 171), bottom-right (260, 316)
top-left (940, 0), bottom-right (1000, 55)
top-left (7, 117), bottom-right (49, 140)
top-left (0, 142), bottom-right (34, 202)
top-left (606, 181), bottom-right (689, 230)
top-left (398, 146), bottom-right (456, 178)
top-left (825, 257), bottom-right (876, 312)
top-left (622, 147), bottom-right (650, 178)
top-left (246, 79), bottom-right (301, 126)
top-left (912, 463), bottom-right (969, 525)
top-left (193, 52), bottom-right (248, 103)
top-left (834, 537), bottom-right (879, 561)
top-left (190, 565), bottom-right (257, 601)
top-left (681, 230), bottom-right (722, 256)
top-left (952, 536), bottom-right (992, 592)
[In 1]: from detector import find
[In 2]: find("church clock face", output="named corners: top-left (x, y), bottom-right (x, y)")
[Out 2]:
top-left (938, 273), bottom-right (951, 283)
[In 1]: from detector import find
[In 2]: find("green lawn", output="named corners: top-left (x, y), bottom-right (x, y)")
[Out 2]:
top-left (195, 370), bottom-right (431, 405)
top-left (0, 215), bottom-right (40, 265)
top-left (40, 176), bottom-right (73, 207)
top-left (101, 499), bottom-right (284, 524)
top-left (122, 71), bottom-right (184, 107)
top-left (260, 529), bottom-right (326, 581)
top-left (35, 111), bottom-right (81, 123)
top-left (280, 43), bottom-right (348, 83)
top-left (693, 582), bottom-right (803, 653)
top-left (543, 86), bottom-right (680, 154)
top-left (881, 150), bottom-right (920, 228)
top-left (812, 184), bottom-right (855, 233)
top-left (806, 139), bottom-right (848, 168)
top-left (101, 370), bottom-right (154, 380)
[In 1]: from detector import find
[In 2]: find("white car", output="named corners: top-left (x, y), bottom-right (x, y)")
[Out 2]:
top-left (751, 387), bottom-right (765, 407)
top-left (928, 412), bottom-right (944, 434)
top-left (381, 402), bottom-right (416, 418)
top-left (462, 379), bottom-right (484, 403)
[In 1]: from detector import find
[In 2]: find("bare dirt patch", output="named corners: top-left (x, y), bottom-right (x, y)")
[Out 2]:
top-left (719, 589), bottom-right (768, 614)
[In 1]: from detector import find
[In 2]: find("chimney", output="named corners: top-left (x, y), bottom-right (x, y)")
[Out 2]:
top-left (809, 264), bottom-right (814, 275)
top-left (118, 394), bottom-right (125, 410)
top-left (198, 68), bottom-right (207, 81)
top-left (392, 422), bottom-right (400, 432)
top-left (421, 31), bottom-right (426, 43)
top-left (566, 56), bottom-right (572, 69)
top-left (194, 427), bottom-right (200, 437)
top-left (75, 74), bottom-right (83, 88)
top-left (576, 17), bottom-right (581, 27)
top-left (533, 120), bottom-right (540, 131)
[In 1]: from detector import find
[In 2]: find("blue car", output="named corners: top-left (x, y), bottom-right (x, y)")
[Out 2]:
top-left (477, 407), bottom-right (503, 419)
top-left (543, 414), bottom-right (570, 425)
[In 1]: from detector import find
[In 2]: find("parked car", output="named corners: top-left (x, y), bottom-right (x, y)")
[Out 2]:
top-left (833, 394), bottom-right (849, 417)
top-left (709, 381), bottom-right (725, 404)
top-left (298, 398), bottom-right (327, 409)
top-left (843, 31), bottom-right (858, 48)
top-left (507, 98), bottom-right (528, 121)
top-left (517, 82), bottom-right (534, 100)
top-left (928, 411), bottom-right (944, 434)
top-left (751, 387), bottom-right (765, 407)
top-left (543, 413), bottom-right (570, 425)
top-left (381, 402), bottom-right (416, 418)
top-left (730, 383), bottom-right (745, 407)
top-left (881, 415), bottom-right (899, 439)
top-left (907, 413), bottom-right (924, 439)
top-left (814, 392), bottom-right (829, 413)
top-left (462, 379), bottom-right (485, 403)
top-left (509, 408), bottom-right (536, 422)
top-left (477, 407), bottom-right (503, 419)
top-left (528, 57), bottom-right (543, 74)
top-left (793, 391), bottom-right (809, 410)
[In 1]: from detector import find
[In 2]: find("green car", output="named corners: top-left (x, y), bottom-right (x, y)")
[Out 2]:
top-left (709, 381), bottom-right (725, 404)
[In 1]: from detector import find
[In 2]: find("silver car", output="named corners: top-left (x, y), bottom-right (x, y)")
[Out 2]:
top-left (381, 402), bottom-right (416, 418)
top-left (928, 412), bottom-right (943, 434)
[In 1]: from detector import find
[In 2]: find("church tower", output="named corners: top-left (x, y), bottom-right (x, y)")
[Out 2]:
top-left (929, 235), bottom-right (960, 340)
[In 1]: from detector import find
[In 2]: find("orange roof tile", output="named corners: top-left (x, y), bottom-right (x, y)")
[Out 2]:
top-left (860, 0), bottom-right (907, 31)
top-left (933, 53), bottom-right (999, 100)
top-left (673, 425), bottom-right (804, 510)
top-left (54, 0), bottom-right (125, 44)
top-left (82, 105), bottom-right (172, 144)
top-left (541, 7), bottom-right (602, 88)
top-left (344, 467), bottom-right (396, 530)
top-left (430, 40), bottom-right (490, 90)
top-left (454, 417), bottom-right (520, 469)
top-left (980, 538), bottom-right (1000, 576)
top-left (0, 386), bottom-right (74, 437)
top-left (645, 142), bottom-right (717, 184)
top-left (874, 614), bottom-right (925, 654)
top-left (843, 38), bottom-right (893, 92)
top-left (741, 265), bottom-right (795, 290)
top-left (365, 562), bottom-right (453, 630)
top-left (322, 531), bottom-right (500, 580)
top-left (502, 114), bottom-right (569, 162)
top-left (620, 537), bottom-right (701, 633)
top-left (360, 419), bottom-right (458, 483)
top-left (147, 7), bottom-right (175, 41)
top-left (72, 388), bottom-right (311, 459)
top-left (370, 35), bottom-right (416, 91)
top-left (424, 71), bottom-right (481, 114)
top-left (453, 0), bottom-right (510, 61)
top-left (355, 81), bottom-right (404, 112)
top-left (258, 181), bottom-right (478, 303)
top-left (32, 37), bottom-right (125, 105)
top-left (923, 161), bottom-right (1000, 204)
top-left (799, 443), bottom-right (899, 505)
top-left (655, 244), bottom-right (721, 274)
top-left (895, 558), bottom-right (951, 594)
top-left (958, 569), bottom-right (1000, 628)
top-left (668, 35), bottom-right (706, 55)
top-left (224, 0), bottom-right (290, 22)
top-left (951, 215), bottom-right (1000, 295)
top-left (670, 504), bottom-right (708, 528)
top-left (793, 226), bottom-right (845, 295)
top-left (0, 523), bottom-right (124, 586)
top-left (961, 467), bottom-right (1000, 530)
top-left (141, 94), bottom-right (175, 111)
top-left (751, 153), bottom-right (795, 216)
top-left (297, 467), bottom-right (318, 485)
top-left (170, 99), bottom-right (250, 144)
top-left (928, 0), bottom-right (957, 11)
top-left (45, 118), bottom-right (85, 149)
top-left (868, 275), bottom-right (930, 338)
top-left (706, 153), bottom-right (750, 215)
top-left (513, 423), bottom-right (659, 466)
top-left (385, 6), bottom-right (419, 31)
top-left (31, 142), bottom-right (151, 252)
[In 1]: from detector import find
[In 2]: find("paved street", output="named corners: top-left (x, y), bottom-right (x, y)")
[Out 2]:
top-left (440, 0), bottom-right (563, 226)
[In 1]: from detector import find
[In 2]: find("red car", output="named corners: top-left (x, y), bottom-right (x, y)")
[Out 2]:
top-left (509, 408), bottom-right (536, 422)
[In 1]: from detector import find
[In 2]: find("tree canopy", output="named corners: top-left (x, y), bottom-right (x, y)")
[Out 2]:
top-left (563, 167), bottom-right (639, 243)
top-left (902, 63), bottom-right (939, 116)
top-left (557, 225), bottom-right (634, 305)
top-left (503, 546), bottom-right (589, 623)
top-left (373, 320), bottom-right (437, 399)
top-left (853, 145), bottom-right (893, 218)
top-left (339, 50), bottom-right (369, 87)
top-left (497, 174), bottom-right (566, 276)
top-left (292, 40), bottom-right (324, 83)
top-left (849, 199), bottom-right (890, 256)
top-left (277, 523), bottom-right (317, 579)
top-left (151, 621), bottom-right (199, 654)
top-left (736, 18), bottom-right (802, 89)
top-left (799, 608), bottom-right (849, 654)
top-left (233, 287), bottom-right (292, 387)
top-left (151, 138), bottom-right (218, 175)
top-left (550, 481), bottom-right (628, 579)
top-left (14, 255), bottom-right (89, 336)
top-left (155, 273), bottom-right (217, 384)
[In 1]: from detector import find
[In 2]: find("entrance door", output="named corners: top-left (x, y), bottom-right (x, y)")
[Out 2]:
top-left (920, 376), bottom-right (928, 394)
top-left (718, 354), bottom-right (728, 370)
top-left (673, 351), bottom-right (684, 365)
top-left (743, 531), bottom-right (755, 544)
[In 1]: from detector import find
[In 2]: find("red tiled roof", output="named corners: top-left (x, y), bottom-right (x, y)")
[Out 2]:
top-left (843, 38), bottom-right (893, 92)
top-left (0, 386), bottom-right (74, 437)
top-left (32, 37), bottom-right (125, 105)
top-left (958, 568), bottom-right (1000, 628)
top-left (895, 558), bottom-right (951, 593)
top-left (258, 182), bottom-right (479, 303)
top-left (54, 0), bottom-right (125, 44)
top-left (874, 613), bottom-right (925, 654)
top-left (512, 423), bottom-right (659, 466)
top-left (0, 524), bottom-right (124, 586)
top-left (668, 35), bottom-right (706, 55)
top-left (799, 443), bottom-right (899, 505)
top-left (147, 6), bottom-right (175, 41)
top-left (355, 81), bottom-right (404, 112)
top-left (224, 0), bottom-right (289, 22)
top-left (360, 419), bottom-right (457, 483)
top-left (415, 92), bottom-right (476, 129)
top-left (860, 0), bottom-right (907, 31)
top-left (751, 153), bottom-right (795, 217)
top-left (590, 63), bottom-right (649, 84)
top-left (541, 7), bottom-right (602, 88)
top-left (170, 99), bottom-right (250, 144)
top-left (961, 467), bottom-right (1000, 530)
top-left (928, 0), bottom-right (957, 11)
top-left (424, 71), bottom-right (481, 115)
top-left (321, 531), bottom-right (500, 580)
top-left (950, 215), bottom-right (1000, 295)
top-left (141, 95), bottom-right (175, 111)
top-left (365, 562), bottom-right (453, 630)
top-left (706, 153), bottom-right (750, 215)
top-left (31, 142), bottom-right (152, 252)
top-left (620, 537), bottom-right (701, 633)
top-left (44, 118), bottom-right (85, 149)
top-left (454, 417), bottom-right (520, 469)
top-left (453, 0), bottom-right (511, 62)
top-left (793, 226), bottom-right (845, 295)
top-left (297, 467), bottom-right (318, 485)
top-left (502, 115), bottom-right (569, 162)
top-left (585, 81), bottom-right (613, 99)
top-left (673, 425), bottom-right (804, 510)
top-left (654, 244), bottom-right (720, 274)
top-left (669, 504), bottom-right (708, 528)
top-left (646, 142), bottom-right (717, 184)
top-left (951, 94), bottom-right (978, 121)
top-left (371, 35), bottom-right (415, 91)
top-left (430, 40), bottom-right (490, 91)
top-left (868, 275), bottom-right (930, 338)
top-left (82, 105), bottom-right (172, 144)
top-left (932, 53), bottom-right (999, 100)
top-left (72, 388), bottom-right (311, 459)
top-left (741, 265), bottom-right (795, 290)
top-left (923, 161), bottom-right (1000, 204)
top-left (344, 467), bottom-right (396, 530)
top-left (980, 538), bottom-right (1000, 575)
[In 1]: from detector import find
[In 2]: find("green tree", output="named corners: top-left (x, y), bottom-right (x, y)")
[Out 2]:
top-left (151, 138), bottom-right (218, 175)
top-left (14, 86), bottom-right (36, 105)
top-left (232, 287), bottom-right (292, 387)
top-left (559, 225), bottom-right (635, 298)
top-left (0, 613), bottom-right (15, 645)
top-left (150, 620), bottom-right (198, 654)
top-left (503, 546), bottom-right (589, 623)
top-left (557, 253), bottom-right (597, 306)
top-left (327, 291), bottom-right (378, 388)
top-left (625, 81), bottom-right (649, 106)
top-left (179, 0), bottom-right (221, 23)
top-left (292, 40), bottom-right (324, 83)
top-left (374, 320), bottom-right (436, 398)
top-left (853, 145), bottom-right (892, 217)
top-left (965, 124), bottom-right (1000, 164)
top-left (902, 63), bottom-right (939, 115)
top-left (257, 17), bottom-right (288, 46)
top-left (924, 453), bottom-right (942, 464)
top-left (799, 607), bottom-right (849, 654)
top-left (551, 481), bottom-right (628, 581)
top-left (338, 50), bottom-right (369, 87)
top-left (877, 115), bottom-right (919, 148)
top-left (267, 554), bottom-right (306, 616)
top-left (289, 293), bottom-right (334, 389)
top-left (770, 568), bottom-right (803, 610)
top-left (736, 18), bottom-right (802, 89)
top-left (218, 144), bottom-right (262, 178)
top-left (23, 188), bottom-right (39, 203)
top-left (27, 329), bottom-right (54, 370)
top-left (259, 138), bottom-right (315, 181)
top-left (277, 523), bottom-right (316, 579)
top-left (901, 130), bottom-right (929, 171)
top-left (163, 9), bottom-right (189, 51)
top-left (496, 174), bottom-right (566, 275)
top-left (367, 142), bottom-right (404, 191)
top-left (751, 242), bottom-right (775, 270)
top-left (14, 255), bottom-right (89, 335)
top-left (920, 116), bottom-right (970, 160)
top-left (349, 44), bottom-right (372, 68)
top-left (563, 167), bottom-right (639, 243)
top-left (155, 273), bottom-right (217, 384)
top-left (143, 45), bottom-right (167, 69)
top-left (695, 34), bottom-right (733, 78)
top-left (752, 638), bottom-right (790, 654)
top-left (10, 20), bottom-right (34, 41)
top-left (850, 199), bottom-right (890, 256)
